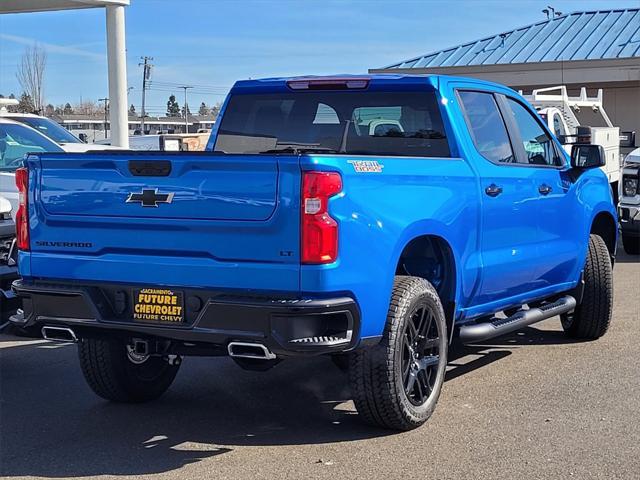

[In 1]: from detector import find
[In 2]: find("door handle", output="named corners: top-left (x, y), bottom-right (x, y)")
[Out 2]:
top-left (538, 184), bottom-right (553, 195)
top-left (485, 184), bottom-right (503, 197)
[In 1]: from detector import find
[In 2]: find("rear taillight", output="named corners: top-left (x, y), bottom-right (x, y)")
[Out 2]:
top-left (301, 171), bottom-right (342, 264)
top-left (15, 167), bottom-right (29, 251)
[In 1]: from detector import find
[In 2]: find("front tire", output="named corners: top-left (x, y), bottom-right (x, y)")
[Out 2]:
top-left (78, 337), bottom-right (180, 402)
top-left (561, 234), bottom-right (613, 339)
top-left (349, 276), bottom-right (448, 430)
top-left (622, 233), bottom-right (640, 255)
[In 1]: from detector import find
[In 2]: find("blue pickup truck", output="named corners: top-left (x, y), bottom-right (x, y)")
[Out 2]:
top-left (10, 75), bottom-right (616, 430)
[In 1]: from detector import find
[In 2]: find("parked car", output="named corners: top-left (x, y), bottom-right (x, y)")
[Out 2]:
top-left (0, 98), bottom-right (84, 147)
top-left (0, 195), bottom-right (18, 322)
top-left (1, 112), bottom-right (86, 147)
top-left (0, 118), bottom-right (64, 215)
top-left (619, 147), bottom-right (640, 254)
top-left (9, 75), bottom-right (616, 431)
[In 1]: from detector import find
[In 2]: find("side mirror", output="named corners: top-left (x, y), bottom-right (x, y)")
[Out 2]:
top-left (620, 131), bottom-right (636, 148)
top-left (570, 144), bottom-right (605, 169)
top-left (78, 133), bottom-right (88, 143)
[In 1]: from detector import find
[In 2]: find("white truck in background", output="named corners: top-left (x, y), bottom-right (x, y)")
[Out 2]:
top-left (522, 86), bottom-right (622, 200)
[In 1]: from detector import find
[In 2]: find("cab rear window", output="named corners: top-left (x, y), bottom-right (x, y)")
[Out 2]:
top-left (214, 91), bottom-right (450, 157)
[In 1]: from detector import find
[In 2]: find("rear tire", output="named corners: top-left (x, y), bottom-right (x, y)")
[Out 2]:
top-left (349, 276), bottom-right (448, 430)
top-left (561, 234), bottom-right (613, 339)
top-left (622, 233), bottom-right (640, 255)
top-left (78, 337), bottom-right (180, 402)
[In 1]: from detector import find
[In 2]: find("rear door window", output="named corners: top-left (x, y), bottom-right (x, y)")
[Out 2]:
top-left (214, 91), bottom-right (450, 157)
top-left (458, 91), bottom-right (515, 164)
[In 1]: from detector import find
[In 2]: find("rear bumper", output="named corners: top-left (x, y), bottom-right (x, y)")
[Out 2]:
top-left (10, 279), bottom-right (362, 357)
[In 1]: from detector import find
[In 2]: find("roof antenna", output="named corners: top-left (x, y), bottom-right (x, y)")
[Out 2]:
top-left (543, 6), bottom-right (562, 19)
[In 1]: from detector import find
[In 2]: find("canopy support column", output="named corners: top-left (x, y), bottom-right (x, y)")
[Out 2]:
top-left (105, 4), bottom-right (129, 148)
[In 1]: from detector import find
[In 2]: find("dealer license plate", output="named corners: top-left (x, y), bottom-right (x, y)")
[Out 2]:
top-left (133, 288), bottom-right (185, 323)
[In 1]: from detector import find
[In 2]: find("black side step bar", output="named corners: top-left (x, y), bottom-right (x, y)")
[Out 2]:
top-left (459, 295), bottom-right (576, 344)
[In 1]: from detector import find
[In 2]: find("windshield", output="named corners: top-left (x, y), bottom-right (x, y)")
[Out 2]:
top-left (7, 116), bottom-right (81, 144)
top-left (0, 122), bottom-right (63, 171)
top-left (214, 90), bottom-right (450, 157)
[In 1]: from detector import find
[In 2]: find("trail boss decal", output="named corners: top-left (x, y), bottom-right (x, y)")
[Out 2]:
top-left (348, 160), bottom-right (384, 173)
top-left (133, 288), bottom-right (184, 323)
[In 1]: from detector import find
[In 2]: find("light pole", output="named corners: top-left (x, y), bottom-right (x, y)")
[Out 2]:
top-left (98, 97), bottom-right (109, 138)
top-left (179, 85), bottom-right (193, 133)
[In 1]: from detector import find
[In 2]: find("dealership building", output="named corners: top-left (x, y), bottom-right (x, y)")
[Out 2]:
top-left (371, 8), bottom-right (640, 147)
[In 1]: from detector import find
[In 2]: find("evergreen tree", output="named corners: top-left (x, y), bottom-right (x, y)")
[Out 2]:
top-left (129, 104), bottom-right (136, 115)
top-left (63, 102), bottom-right (74, 115)
top-left (17, 93), bottom-right (35, 113)
top-left (166, 95), bottom-right (180, 116)
top-left (211, 102), bottom-right (222, 117)
top-left (198, 102), bottom-right (210, 116)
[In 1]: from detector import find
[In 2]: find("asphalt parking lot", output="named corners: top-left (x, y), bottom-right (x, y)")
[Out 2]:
top-left (1, 249), bottom-right (638, 480)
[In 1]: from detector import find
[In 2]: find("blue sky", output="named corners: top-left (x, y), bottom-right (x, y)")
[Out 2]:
top-left (0, 0), bottom-right (637, 115)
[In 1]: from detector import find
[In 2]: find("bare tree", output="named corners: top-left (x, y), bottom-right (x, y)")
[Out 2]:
top-left (74, 100), bottom-right (100, 116)
top-left (16, 45), bottom-right (47, 113)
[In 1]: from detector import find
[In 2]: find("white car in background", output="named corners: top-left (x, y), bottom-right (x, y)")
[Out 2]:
top-left (0, 99), bottom-right (119, 152)
top-left (0, 111), bottom-right (89, 150)
top-left (0, 118), bottom-right (65, 215)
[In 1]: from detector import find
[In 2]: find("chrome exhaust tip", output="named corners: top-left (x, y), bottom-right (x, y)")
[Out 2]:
top-left (227, 342), bottom-right (276, 360)
top-left (41, 326), bottom-right (78, 343)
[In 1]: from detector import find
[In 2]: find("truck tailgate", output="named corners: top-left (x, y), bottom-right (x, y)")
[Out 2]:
top-left (25, 151), bottom-right (300, 291)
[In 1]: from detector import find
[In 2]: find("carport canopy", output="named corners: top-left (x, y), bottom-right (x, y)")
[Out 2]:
top-left (0, 0), bottom-right (131, 148)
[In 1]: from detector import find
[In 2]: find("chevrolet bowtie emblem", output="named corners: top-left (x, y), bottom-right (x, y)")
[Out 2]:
top-left (126, 189), bottom-right (174, 207)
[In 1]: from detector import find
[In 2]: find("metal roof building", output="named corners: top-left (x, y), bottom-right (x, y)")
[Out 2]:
top-left (381, 9), bottom-right (640, 69)
top-left (371, 9), bottom-right (640, 141)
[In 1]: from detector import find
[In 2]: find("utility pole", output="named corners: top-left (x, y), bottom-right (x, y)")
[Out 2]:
top-left (98, 97), bottom-right (109, 138)
top-left (179, 85), bottom-right (193, 133)
top-left (138, 56), bottom-right (153, 134)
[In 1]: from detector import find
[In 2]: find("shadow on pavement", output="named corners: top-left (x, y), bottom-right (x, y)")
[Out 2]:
top-left (0, 323), bottom-right (580, 478)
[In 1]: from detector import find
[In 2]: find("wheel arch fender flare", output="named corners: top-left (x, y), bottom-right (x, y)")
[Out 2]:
top-left (588, 206), bottom-right (618, 261)
top-left (390, 220), bottom-right (464, 335)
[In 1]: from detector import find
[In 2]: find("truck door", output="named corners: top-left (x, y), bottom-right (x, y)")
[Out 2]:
top-left (500, 95), bottom-right (583, 289)
top-left (457, 90), bottom-right (540, 309)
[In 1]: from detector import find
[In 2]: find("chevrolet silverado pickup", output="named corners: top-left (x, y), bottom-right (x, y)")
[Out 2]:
top-left (10, 75), bottom-right (616, 430)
